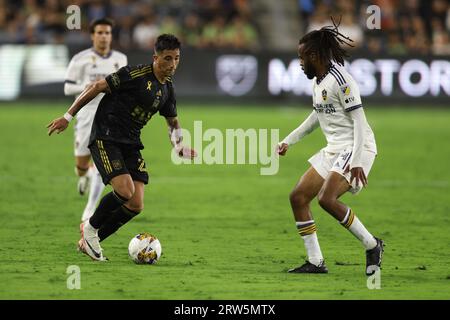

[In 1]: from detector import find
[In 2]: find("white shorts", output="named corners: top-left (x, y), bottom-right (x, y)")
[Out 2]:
top-left (74, 110), bottom-right (96, 157)
top-left (308, 147), bottom-right (376, 194)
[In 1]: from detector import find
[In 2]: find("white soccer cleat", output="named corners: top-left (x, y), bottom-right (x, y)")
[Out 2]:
top-left (80, 221), bottom-right (107, 261)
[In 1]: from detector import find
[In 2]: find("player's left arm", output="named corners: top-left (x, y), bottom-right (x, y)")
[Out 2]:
top-left (160, 82), bottom-right (197, 159)
top-left (348, 108), bottom-right (368, 187)
top-left (165, 117), bottom-right (197, 159)
top-left (338, 77), bottom-right (367, 187)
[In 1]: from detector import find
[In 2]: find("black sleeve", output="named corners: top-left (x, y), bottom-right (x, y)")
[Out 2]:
top-left (105, 65), bottom-right (141, 93)
top-left (159, 82), bottom-right (178, 118)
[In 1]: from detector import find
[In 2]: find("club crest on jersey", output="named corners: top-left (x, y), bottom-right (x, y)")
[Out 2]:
top-left (114, 62), bottom-right (119, 70)
top-left (341, 85), bottom-right (350, 95)
top-left (146, 81), bottom-right (152, 91)
top-left (322, 89), bottom-right (327, 101)
top-left (111, 160), bottom-right (123, 170)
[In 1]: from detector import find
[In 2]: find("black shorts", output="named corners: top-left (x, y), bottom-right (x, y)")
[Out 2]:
top-left (89, 139), bottom-right (149, 185)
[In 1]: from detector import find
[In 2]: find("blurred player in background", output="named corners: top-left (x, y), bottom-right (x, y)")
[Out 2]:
top-left (64, 18), bottom-right (127, 222)
top-left (278, 19), bottom-right (384, 276)
top-left (48, 34), bottom-right (196, 261)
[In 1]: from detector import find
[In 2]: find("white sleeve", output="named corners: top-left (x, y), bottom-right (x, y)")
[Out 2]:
top-left (64, 56), bottom-right (85, 96)
top-left (280, 111), bottom-right (319, 146)
top-left (349, 107), bottom-right (367, 168)
top-left (337, 76), bottom-right (362, 112)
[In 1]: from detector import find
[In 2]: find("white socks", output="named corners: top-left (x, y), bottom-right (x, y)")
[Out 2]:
top-left (295, 207), bottom-right (378, 267)
top-left (341, 208), bottom-right (377, 250)
top-left (296, 221), bottom-right (323, 266)
top-left (81, 166), bottom-right (105, 222)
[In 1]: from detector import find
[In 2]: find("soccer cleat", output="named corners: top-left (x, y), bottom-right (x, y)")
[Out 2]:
top-left (288, 260), bottom-right (329, 273)
top-left (80, 221), bottom-right (107, 261)
top-left (365, 237), bottom-right (384, 276)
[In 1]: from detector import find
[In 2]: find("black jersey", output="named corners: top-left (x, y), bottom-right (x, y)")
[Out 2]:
top-left (89, 64), bottom-right (177, 149)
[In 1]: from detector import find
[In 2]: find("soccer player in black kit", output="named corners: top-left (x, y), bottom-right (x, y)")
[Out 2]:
top-left (47, 34), bottom-right (196, 261)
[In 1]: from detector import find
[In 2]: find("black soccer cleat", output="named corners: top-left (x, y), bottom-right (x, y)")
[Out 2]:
top-left (365, 237), bottom-right (384, 276)
top-left (288, 260), bottom-right (329, 274)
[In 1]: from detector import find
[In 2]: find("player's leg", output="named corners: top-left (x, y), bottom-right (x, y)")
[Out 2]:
top-left (79, 140), bottom-right (135, 260)
top-left (316, 172), bottom-right (351, 221)
top-left (81, 164), bottom-right (106, 222)
top-left (75, 155), bottom-right (91, 176)
top-left (89, 174), bottom-right (135, 228)
top-left (80, 173), bottom-right (134, 261)
top-left (74, 115), bottom-right (94, 195)
top-left (98, 147), bottom-right (149, 241)
top-left (317, 150), bottom-right (383, 275)
top-left (288, 166), bottom-right (328, 273)
top-left (98, 180), bottom-right (144, 242)
top-left (75, 156), bottom-right (92, 195)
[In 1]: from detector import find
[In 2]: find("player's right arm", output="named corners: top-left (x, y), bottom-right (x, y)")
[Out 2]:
top-left (64, 55), bottom-right (85, 96)
top-left (277, 110), bottom-right (319, 155)
top-left (47, 79), bottom-right (110, 136)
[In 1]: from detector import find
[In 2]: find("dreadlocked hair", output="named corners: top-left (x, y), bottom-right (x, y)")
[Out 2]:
top-left (299, 16), bottom-right (354, 66)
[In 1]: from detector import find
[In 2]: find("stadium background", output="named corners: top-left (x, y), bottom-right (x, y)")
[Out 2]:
top-left (0, 0), bottom-right (449, 301)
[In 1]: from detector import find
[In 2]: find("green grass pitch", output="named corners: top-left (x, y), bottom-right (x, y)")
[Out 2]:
top-left (0, 101), bottom-right (449, 299)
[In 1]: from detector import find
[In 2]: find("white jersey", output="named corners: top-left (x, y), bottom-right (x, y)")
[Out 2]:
top-left (64, 48), bottom-right (127, 116)
top-left (312, 64), bottom-right (377, 154)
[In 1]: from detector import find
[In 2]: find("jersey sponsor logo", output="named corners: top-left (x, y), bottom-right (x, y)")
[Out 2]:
top-left (314, 103), bottom-right (336, 114)
top-left (345, 96), bottom-right (355, 104)
top-left (89, 73), bottom-right (108, 82)
top-left (131, 106), bottom-right (154, 124)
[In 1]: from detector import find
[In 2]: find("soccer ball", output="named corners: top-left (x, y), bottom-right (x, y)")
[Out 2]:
top-left (128, 233), bottom-right (162, 264)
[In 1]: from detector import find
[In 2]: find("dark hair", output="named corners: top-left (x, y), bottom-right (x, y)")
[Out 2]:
top-left (299, 16), bottom-right (354, 66)
top-left (154, 34), bottom-right (181, 53)
top-left (89, 18), bottom-right (114, 34)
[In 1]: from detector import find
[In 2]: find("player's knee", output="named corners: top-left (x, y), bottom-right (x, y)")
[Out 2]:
top-left (112, 176), bottom-right (135, 200)
top-left (75, 165), bottom-right (89, 177)
top-left (118, 189), bottom-right (134, 201)
top-left (289, 189), bottom-right (309, 207)
top-left (317, 191), bottom-right (333, 210)
top-left (126, 202), bottom-right (143, 214)
top-left (115, 185), bottom-right (135, 200)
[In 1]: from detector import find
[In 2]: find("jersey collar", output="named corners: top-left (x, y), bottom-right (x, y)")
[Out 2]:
top-left (91, 48), bottom-right (113, 59)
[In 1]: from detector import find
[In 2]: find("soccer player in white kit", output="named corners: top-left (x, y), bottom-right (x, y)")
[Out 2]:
top-left (64, 18), bottom-right (127, 222)
top-left (278, 22), bottom-right (384, 275)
